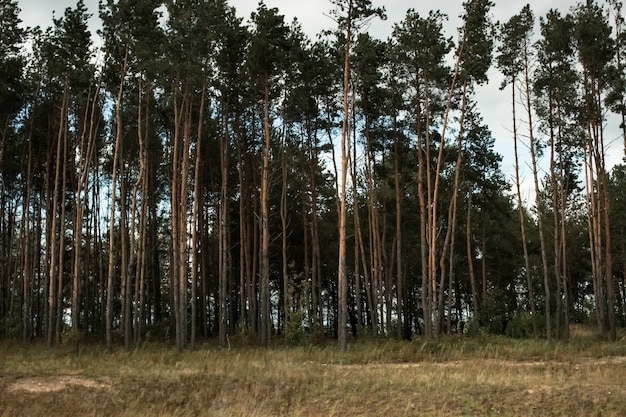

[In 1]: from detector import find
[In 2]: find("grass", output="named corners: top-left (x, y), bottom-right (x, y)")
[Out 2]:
top-left (1, 328), bottom-right (626, 416)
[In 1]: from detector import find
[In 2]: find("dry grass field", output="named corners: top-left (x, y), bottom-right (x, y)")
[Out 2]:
top-left (1, 329), bottom-right (626, 416)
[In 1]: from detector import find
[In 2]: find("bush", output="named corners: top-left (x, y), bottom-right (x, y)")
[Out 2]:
top-left (505, 312), bottom-right (536, 338)
top-left (0, 313), bottom-right (22, 338)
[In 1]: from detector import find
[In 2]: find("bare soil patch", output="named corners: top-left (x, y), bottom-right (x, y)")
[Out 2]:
top-left (335, 354), bottom-right (626, 369)
top-left (6, 375), bottom-right (111, 393)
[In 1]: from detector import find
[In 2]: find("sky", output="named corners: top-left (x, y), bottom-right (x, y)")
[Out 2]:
top-left (15, 0), bottom-right (625, 202)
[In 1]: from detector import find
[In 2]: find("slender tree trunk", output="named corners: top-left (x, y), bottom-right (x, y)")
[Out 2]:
top-left (548, 96), bottom-right (563, 340)
top-left (191, 80), bottom-right (207, 350)
top-left (308, 129), bottom-right (322, 330)
top-left (106, 47), bottom-right (129, 352)
top-left (178, 91), bottom-right (192, 350)
top-left (280, 115), bottom-right (289, 336)
top-left (133, 78), bottom-right (150, 347)
top-left (511, 77), bottom-right (538, 337)
top-left (524, 50), bottom-right (551, 340)
top-left (119, 163), bottom-right (130, 349)
top-left (337, 2), bottom-right (354, 349)
top-left (72, 84), bottom-right (100, 348)
top-left (393, 115), bottom-right (404, 339)
top-left (466, 194), bottom-right (479, 320)
top-left (417, 82), bottom-right (429, 338)
top-left (48, 85), bottom-right (68, 348)
top-left (260, 78), bottom-right (272, 347)
top-left (426, 43), bottom-right (463, 338)
top-left (21, 79), bottom-right (41, 342)
top-left (219, 101), bottom-right (230, 348)
top-left (437, 80), bottom-right (468, 335)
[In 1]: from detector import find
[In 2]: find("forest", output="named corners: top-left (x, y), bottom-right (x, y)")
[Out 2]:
top-left (1, 0), bottom-right (626, 353)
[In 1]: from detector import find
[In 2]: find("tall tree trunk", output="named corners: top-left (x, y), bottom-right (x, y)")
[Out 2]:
top-left (106, 47), bottom-right (129, 352)
top-left (524, 51), bottom-right (552, 340)
top-left (72, 84), bottom-right (100, 347)
top-left (260, 78), bottom-right (272, 347)
top-left (425, 43), bottom-right (463, 338)
top-left (437, 80), bottom-right (468, 335)
top-left (466, 193), bottom-right (479, 320)
top-left (47, 85), bottom-right (69, 348)
top-left (280, 116), bottom-right (289, 336)
top-left (336, 0), bottom-right (361, 350)
top-left (178, 90), bottom-right (193, 351)
top-left (308, 128), bottom-right (322, 331)
top-left (219, 102), bottom-right (230, 348)
top-left (511, 75), bottom-right (538, 337)
top-left (393, 115), bottom-right (404, 339)
top-left (190, 81), bottom-right (207, 350)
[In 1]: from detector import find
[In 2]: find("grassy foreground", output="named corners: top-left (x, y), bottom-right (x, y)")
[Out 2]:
top-left (1, 329), bottom-right (626, 416)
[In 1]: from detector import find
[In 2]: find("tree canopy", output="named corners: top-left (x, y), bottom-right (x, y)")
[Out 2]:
top-left (1, 0), bottom-right (626, 347)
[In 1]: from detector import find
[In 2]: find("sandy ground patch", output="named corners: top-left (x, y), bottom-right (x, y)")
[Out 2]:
top-left (6, 375), bottom-right (111, 393)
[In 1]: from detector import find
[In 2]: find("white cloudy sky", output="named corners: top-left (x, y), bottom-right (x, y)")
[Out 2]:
top-left (15, 0), bottom-right (624, 201)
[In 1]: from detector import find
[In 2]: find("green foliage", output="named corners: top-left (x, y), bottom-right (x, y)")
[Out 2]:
top-left (479, 289), bottom-right (510, 335)
top-left (1, 0), bottom-right (625, 350)
top-left (0, 0), bottom-right (25, 119)
top-left (248, 2), bottom-right (292, 91)
top-left (284, 266), bottom-right (309, 346)
top-left (328, 0), bottom-right (386, 32)
top-left (496, 4), bottom-right (534, 88)
top-left (506, 312), bottom-right (539, 338)
top-left (0, 313), bottom-right (21, 338)
top-left (459, 0), bottom-right (496, 84)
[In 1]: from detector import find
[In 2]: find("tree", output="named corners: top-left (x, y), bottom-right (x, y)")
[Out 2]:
top-left (248, 2), bottom-right (292, 346)
top-left (574, 0), bottom-right (618, 340)
top-left (435, 0), bottom-right (495, 335)
top-left (328, 0), bottom-right (385, 350)
top-left (0, 0), bottom-right (26, 339)
top-left (392, 9), bottom-right (452, 338)
top-left (100, 0), bottom-right (164, 350)
top-left (497, 4), bottom-right (539, 338)
top-left (535, 9), bottom-right (581, 340)
top-left (37, 0), bottom-right (96, 347)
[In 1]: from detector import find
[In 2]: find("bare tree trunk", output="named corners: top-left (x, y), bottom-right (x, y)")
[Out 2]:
top-left (511, 77), bottom-right (537, 337)
top-left (338, 26), bottom-right (351, 350)
top-left (466, 194), bottom-right (479, 320)
top-left (524, 52), bottom-right (551, 340)
top-left (364, 122), bottom-right (383, 335)
top-left (280, 114), bottom-right (289, 336)
top-left (260, 79), bottom-right (272, 347)
top-left (48, 85), bottom-right (68, 348)
top-left (547, 90), bottom-right (565, 340)
top-left (133, 78), bottom-right (150, 347)
top-left (393, 115), bottom-right (404, 339)
top-left (308, 129), bottom-right (322, 331)
top-left (106, 47), bottom-right (129, 352)
top-left (437, 80), bottom-right (468, 335)
top-left (190, 81), bottom-right (207, 350)
top-left (72, 84), bottom-right (100, 348)
top-left (21, 80), bottom-right (42, 342)
top-left (425, 44), bottom-right (463, 338)
top-left (416, 84), bottom-right (429, 337)
top-left (178, 92), bottom-right (192, 350)
top-left (219, 101), bottom-right (229, 348)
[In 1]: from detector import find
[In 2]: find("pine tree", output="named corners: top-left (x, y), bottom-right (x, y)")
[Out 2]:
top-left (497, 4), bottom-right (539, 337)
top-left (328, 0), bottom-right (385, 350)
